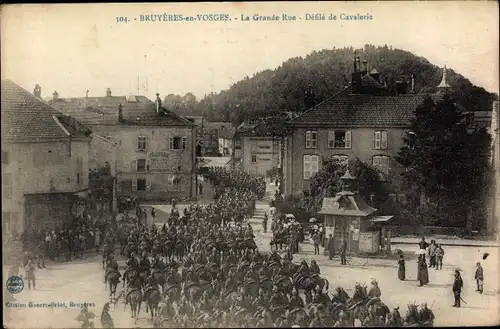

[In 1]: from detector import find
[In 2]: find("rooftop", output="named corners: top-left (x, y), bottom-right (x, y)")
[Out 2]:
top-left (291, 87), bottom-right (443, 128)
top-left (203, 122), bottom-right (235, 139)
top-left (49, 94), bottom-right (194, 127)
top-left (1, 79), bottom-right (91, 141)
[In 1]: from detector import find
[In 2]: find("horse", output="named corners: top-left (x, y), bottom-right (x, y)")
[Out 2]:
top-left (183, 281), bottom-right (210, 303)
top-left (152, 269), bottom-right (167, 293)
top-left (122, 268), bottom-right (138, 288)
top-left (163, 283), bottom-right (182, 303)
top-left (102, 245), bottom-right (114, 269)
top-left (124, 289), bottom-right (142, 323)
top-left (144, 289), bottom-right (162, 318)
top-left (105, 270), bottom-right (121, 301)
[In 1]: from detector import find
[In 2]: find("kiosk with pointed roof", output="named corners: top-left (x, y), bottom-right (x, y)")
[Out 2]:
top-left (319, 170), bottom-right (394, 255)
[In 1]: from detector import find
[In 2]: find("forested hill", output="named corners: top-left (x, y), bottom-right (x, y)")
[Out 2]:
top-left (163, 45), bottom-right (498, 125)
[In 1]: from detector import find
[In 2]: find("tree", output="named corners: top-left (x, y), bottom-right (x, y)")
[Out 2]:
top-left (306, 158), bottom-right (388, 213)
top-left (395, 94), bottom-right (492, 229)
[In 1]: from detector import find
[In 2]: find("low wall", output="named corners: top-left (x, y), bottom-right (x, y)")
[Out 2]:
top-left (387, 225), bottom-right (466, 237)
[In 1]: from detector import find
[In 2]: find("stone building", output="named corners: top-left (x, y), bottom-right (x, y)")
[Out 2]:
top-left (49, 89), bottom-right (197, 202)
top-left (1, 80), bottom-right (91, 234)
top-left (284, 57), bottom-right (445, 200)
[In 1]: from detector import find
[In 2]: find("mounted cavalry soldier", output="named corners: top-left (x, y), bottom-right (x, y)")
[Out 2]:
top-left (126, 252), bottom-right (139, 268)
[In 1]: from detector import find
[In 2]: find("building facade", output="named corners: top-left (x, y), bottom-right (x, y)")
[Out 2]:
top-left (285, 61), bottom-right (445, 199)
top-left (49, 90), bottom-right (197, 202)
top-left (1, 80), bottom-right (91, 234)
top-left (232, 120), bottom-right (282, 178)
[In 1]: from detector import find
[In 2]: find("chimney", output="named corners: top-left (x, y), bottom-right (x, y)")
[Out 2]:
top-left (34, 84), bottom-right (41, 98)
top-left (362, 60), bottom-right (368, 76)
top-left (156, 93), bottom-right (162, 114)
top-left (117, 104), bottom-right (123, 122)
top-left (106, 88), bottom-right (112, 97)
top-left (351, 52), bottom-right (362, 93)
top-left (52, 91), bottom-right (59, 101)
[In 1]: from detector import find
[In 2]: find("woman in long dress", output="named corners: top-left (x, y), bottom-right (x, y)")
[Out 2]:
top-left (418, 256), bottom-right (429, 286)
top-left (398, 254), bottom-right (406, 280)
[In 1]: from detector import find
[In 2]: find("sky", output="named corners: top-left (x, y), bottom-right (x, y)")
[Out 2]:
top-left (1, 2), bottom-right (499, 102)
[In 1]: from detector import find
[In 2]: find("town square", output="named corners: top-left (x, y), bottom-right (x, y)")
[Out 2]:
top-left (2, 2), bottom-right (499, 328)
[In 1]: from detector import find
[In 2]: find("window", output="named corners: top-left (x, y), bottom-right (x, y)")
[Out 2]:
top-left (137, 136), bottom-right (148, 151)
top-left (251, 155), bottom-right (257, 163)
top-left (328, 130), bottom-right (351, 148)
top-left (2, 173), bottom-right (12, 198)
top-left (136, 159), bottom-right (146, 172)
top-left (332, 155), bottom-right (349, 165)
top-left (303, 155), bottom-right (319, 180)
top-left (374, 131), bottom-right (388, 150)
top-left (1, 151), bottom-right (9, 165)
top-left (305, 131), bottom-right (317, 149)
top-left (170, 136), bottom-right (187, 150)
top-left (136, 179), bottom-right (146, 191)
top-left (398, 193), bottom-right (407, 205)
top-left (372, 155), bottom-right (390, 180)
top-left (173, 177), bottom-right (181, 191)
top-left (77, 173), bottom-right (80, 184)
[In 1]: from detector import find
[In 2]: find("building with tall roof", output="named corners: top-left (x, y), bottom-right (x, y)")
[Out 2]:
top-left (1, 79), bottom-right (92, 234)
top-left (48, 89), bottom-right (197, 202)
top-left (284, 56), bottom-right (445, 199)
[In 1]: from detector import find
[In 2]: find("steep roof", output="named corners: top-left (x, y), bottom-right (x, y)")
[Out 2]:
top-left (49, 95), bottom-right (194, 127)
top-left (318, 195), bottom-right (377, 217)
top-left (291, 87), bottom-right (442, 128)
top-left (1, 79), bottom-right (91, 142)
top-left (236, 116), bottom-right (292, 138)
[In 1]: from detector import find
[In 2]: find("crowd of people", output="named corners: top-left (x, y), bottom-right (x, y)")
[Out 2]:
top-left (202, 167), bottom-right (266, 200)
top-left (90, 185), bottom-right (437, 328)
top-left (19, 213), bottom-right (111, 269)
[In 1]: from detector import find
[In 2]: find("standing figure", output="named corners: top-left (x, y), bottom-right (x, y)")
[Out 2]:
top-left (452, 269), bottom-right (463, 307)
top-left (263, 213), bottom-right (268, 234)
top-left (327, 234), bottom-right (335, 260)
top-left (312, 231), bottom-right (321, 255)
top-left (428, 240), bottom-right (437, 268)
top-left (417, 255), bottom-right (429, 287)
top-left (398, 254), bottom-right (406, 281)
top-left (340, 236), bottom-right (347, 265)
top-left (24, 260), bottom-right (36, 290)
top-left (435, 244), bottom-right (444, 270)
top-left (474, 262), bottom-right (484, 294)
top-left (100, 302), bottom-right (114, 328)
top-left (151, 208), bottom-right (156, 222)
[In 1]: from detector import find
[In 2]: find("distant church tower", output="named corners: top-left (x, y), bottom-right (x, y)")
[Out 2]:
top-left (437, 65), bottom-right (452, 92)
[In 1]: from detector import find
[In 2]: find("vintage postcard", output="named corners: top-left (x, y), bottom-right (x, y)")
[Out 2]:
top-left (1, 1), bottom-right (499, 328)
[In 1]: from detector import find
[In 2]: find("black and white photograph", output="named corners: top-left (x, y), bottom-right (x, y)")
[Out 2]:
top-left (1, 1), bottom-right (499, 328)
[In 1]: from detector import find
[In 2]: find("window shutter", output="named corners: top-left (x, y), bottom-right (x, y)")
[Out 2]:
top-left (146, 176), bottom-right (151, 191)
top-left (131, 160), bottom-right (137, 172)
top-left (144, 136), bottom-right (148, 150)
top-left (146, 159), bottom-right (151, 171)
top-left (169, 137), bottom-right (173, 150)
top-left (132, 178), bottom-right (137, 191)
top-left (182, 137), bottom-right (187, 150)
top-left (381, 131), bottom-right (388, 149)
top-left (345, 131), bottom-right (352, 148)
top-left (311, 155), bottom-right (319, 173)
top-left (305, 131), bottom-right (310, 148)
top-left (374, 131), bottom-right (381, 149)
top-left (328, 131), bottom-right (335, 148)
top-left (303, 155), bottom-right (311, 179)
top-left (136, 136), bottom-right (140, 150)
